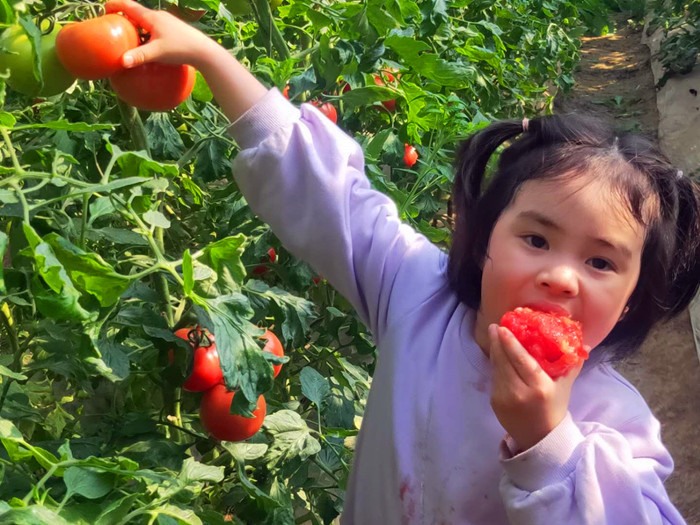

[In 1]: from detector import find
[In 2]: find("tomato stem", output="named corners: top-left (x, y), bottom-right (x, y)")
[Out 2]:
top-left (0, 303), bottom-right (22, 412)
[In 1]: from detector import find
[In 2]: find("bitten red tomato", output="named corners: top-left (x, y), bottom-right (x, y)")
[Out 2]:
top-left (312, 101), bottom-right (337, 123)
top-left (500, 307), bottom-right (589, 379)
top-left (404, 143), bottom-right (418, 168)
top-left (110, 63), bottom-right (196, 111)
top-left (56, 14), bottom-right (139, 80)
top-left (175, 327), bottom-right (224, 392)
top-left (200, 385), bottom-right (266, 441)
top-left (261, 330), bottom-right (284, 378)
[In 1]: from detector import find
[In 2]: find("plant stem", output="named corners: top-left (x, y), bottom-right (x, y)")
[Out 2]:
top-left (0, 303), bottom-right (22, 412)
top-left (253, 0), bottom-right (291, 60)
top-left (116, 99), bottom-right (150, 154)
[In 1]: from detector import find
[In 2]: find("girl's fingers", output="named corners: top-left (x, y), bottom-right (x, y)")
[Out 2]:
top-left (497, 326), bottom-right (548, 385)
top-left (106, 0), bottom-right (156, 31)
top-left (489, 324), bottom-right (524, 387)
top-left (121, 41), bottom-right (162, 68)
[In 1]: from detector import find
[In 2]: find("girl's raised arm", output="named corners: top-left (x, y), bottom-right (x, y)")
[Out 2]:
top-left (105, 0), bottom-right (268, 122)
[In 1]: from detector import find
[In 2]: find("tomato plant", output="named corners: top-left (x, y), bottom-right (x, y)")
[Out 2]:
top-left (200, 385), bottom-right (266, 441)
top-left (0, 0), bottom-right (612, 522)
top-left (56, 14), bottom-right (139, 79)
top-left (0, 23), bottom-right (75, 97)
top-left (110, 63), bottom-right (196, 111)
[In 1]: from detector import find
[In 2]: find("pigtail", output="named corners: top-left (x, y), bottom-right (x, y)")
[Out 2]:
top-left (667, 176), bottom-right (700, 316)
top-left (448, 120), bottom-right (526, 306)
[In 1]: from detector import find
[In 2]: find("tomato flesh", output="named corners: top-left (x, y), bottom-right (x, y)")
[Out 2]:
top-left (261, 330), bottom-right (284, 378)
top-left (0, 24), bottom-right (76, 97)
top-left (110, 63), bottom-right (196, 111)
top-left (56, 14), bottom-right (139, 80)
top-left (500, 307), bottom-right (588, 378)
top-left (200, 385), bottom-right (266, 442)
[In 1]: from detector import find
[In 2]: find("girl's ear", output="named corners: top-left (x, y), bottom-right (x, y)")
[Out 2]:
top-left (617, 305), bottom-right (630, 322)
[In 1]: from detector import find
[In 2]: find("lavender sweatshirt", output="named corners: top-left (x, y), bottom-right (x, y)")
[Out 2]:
top-left (228, 88), bottom-right (686, 525)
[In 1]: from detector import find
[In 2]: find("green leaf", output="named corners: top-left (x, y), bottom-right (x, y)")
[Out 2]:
top-left (142, 210), bottom-right (171, 229)
top-left (150, 504), bottom-right (202, 525)
top-left (300, 366), bottom-right (330, 408)
top-left (192, 294), bottom-right (270, 414)
top-left (0, 364), bottom-right (26, 381)
top-left (85, 227), bottom-right (149, 246)
top-left (145, 113), bottom-right (185, 160)
top-left (64, 466), bottom-right (114, 499)
top-left (179, 457), bottom-right (224, 483)
top-left (200, 234), bottom-right (247, 290)
top-left (95, 494), bottom-right (139, 525)
top-left (182, 249), bottom-right (193, 295)
top-left (263, 410), bottom-right (321, 466)
top-left (0, 506), bottom-right (71, 525)
top-left (23, 224), bottom-right (94, 322)
top-left (43, 234), bottom-right (131, 307)
top-left (113, 148), bottom-right (179, 179)
top-left (191, 71), bottom-right (213, 102)
top-left (0, 111), bottom-right (16, 128)
top-left (221, 441), bottom-right (268, 463)
top-left (0, 418), bottom-right (22, 440)
top-left (13, 121), bottom-right (114, 131)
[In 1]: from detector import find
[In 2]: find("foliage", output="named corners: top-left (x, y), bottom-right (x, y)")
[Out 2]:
top-left (649, 0), bottom-right (700, 87)
top-left (0, 0), bottom-right (610, 522)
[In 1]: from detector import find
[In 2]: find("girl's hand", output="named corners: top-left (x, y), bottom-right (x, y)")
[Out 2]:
top-left (105, 0), bottom-right (218, 70)
top-left (488, 323), bottom-right (587, 452)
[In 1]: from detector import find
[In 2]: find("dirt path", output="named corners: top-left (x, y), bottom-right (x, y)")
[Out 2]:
top-left (555, 15), bottom-right (700, 524)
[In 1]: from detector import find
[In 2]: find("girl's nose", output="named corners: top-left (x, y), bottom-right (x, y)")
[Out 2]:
top-left (535, 265), bottom-right (579, 296)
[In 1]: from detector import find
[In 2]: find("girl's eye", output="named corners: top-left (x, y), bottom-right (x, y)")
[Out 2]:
top-left (588, 258), bottom-right (614, 271)
top-left (523, 235), bottom-right (548, 249)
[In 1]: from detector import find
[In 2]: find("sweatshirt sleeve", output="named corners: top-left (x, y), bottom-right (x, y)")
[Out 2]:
top-left (227, 88), bottom-right (434, 338)
top-left (497, 411), bottom-right (686, 525)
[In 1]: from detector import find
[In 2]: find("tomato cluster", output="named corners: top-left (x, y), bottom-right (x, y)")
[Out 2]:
top-left (174, 327), bottom-right (285, 441)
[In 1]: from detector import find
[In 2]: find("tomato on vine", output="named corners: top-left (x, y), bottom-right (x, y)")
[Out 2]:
top-left (56, 14), bottom-right (139, 80)
top-left (0, 23), bottom-right (76, 97)
top-left (404, 144), bottom-right (418, 168)
top-left (175, 327), bottom-right (224, 392)
top-left (312, 101), bottom-right (337, 124)
top-left (200, 385), bottom-right (266, 442)
top-left (110, 63), bottom-right (196, 111)
top-left (261, 330), bottom-right (284, 378)
top-left (252, 247), bottom-right (277, 276)
top-left (373, 72), bottom-right (397, 112)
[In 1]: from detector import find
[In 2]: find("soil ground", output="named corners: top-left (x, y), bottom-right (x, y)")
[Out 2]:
top-left (555, 15), bottom-right (700, 524)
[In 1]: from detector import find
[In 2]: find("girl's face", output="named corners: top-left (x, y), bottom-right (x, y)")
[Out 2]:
top-left (473, 176), bottom-right (646, 355)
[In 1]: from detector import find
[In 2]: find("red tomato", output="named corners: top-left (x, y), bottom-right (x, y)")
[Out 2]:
top-left (252, 247), bottom-right (277, 276)
top-left (312, 274), bottom-right (322, 285)
top-left (500, 307), bottom-right (589, 379)
top-left (200, 385), bottom-right (266, 441)
top-left (282, 84), bottom-right (290, 99)
top-left (312, 101), bottom-right (337, 123)
top-left (373, 73), bottom-right (396, 112)
top-left (175, 327), bottom-right (224, 392)
top-left (110, 63), bottom-right (196, 111)
top-left (56, 14), bottom-right (139, 80)
top-left (404, 143), bottom-right (418, 168)
top-left (261, 330), bottom-right (284, 378)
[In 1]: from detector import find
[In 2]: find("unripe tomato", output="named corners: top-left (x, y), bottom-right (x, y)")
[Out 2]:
top-left (200, 385), bottom-right (266, 442)
top-left (0, 24), bottom-right (76, 97)
top-left (175, 327), bottom-right (224, 392)
top-left (56, 14), bottom-right (139, 80)
top-left (261, 330), bottom-right (284, 378)
top-left (404, 143), bottom-right (418, 168)
top-left (312, 101), bottom-right (337, 124)
top-left (110, 63), bottom-right (196, 111)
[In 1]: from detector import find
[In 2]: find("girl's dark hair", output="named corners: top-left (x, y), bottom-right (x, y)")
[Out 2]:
top-left (448, 114), bottom-right (700, 362)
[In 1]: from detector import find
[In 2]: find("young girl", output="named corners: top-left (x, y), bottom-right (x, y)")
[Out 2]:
top-left (106, 2), bottom-right (700, 523)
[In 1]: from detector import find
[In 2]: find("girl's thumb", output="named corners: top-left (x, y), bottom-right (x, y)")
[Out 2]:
top-left (122, 45), bottom-right (155, 68)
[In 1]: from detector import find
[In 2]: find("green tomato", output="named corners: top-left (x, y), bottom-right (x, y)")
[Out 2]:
top-left (223, 0), bottom-right (282, 16)
top-left (0, 24), bottom-right (76, 97)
